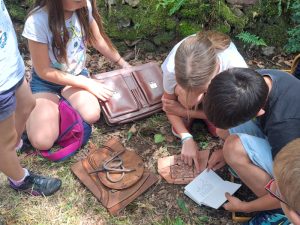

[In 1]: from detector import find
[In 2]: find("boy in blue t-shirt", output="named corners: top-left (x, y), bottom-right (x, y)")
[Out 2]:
top-left (0, 0), bottom-right (61, 196)
top-left (203, 67), bottom-right (300, 215)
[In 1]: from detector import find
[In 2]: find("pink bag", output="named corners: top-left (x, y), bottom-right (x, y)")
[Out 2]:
top-left (40, 99), bottom-right (92, 161)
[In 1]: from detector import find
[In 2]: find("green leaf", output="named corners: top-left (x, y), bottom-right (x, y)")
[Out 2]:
top-left (236, 31), bottom-right (267, 47)
top-left (127, 131), bottom-right (133, 141)
top-left (154, 134), bottom-right (165, 143)
top-left (199, 141), bottom-right (209, 149)
top-left (176, 198), bottom-right (189, 214)
top-left (173, 217), bottom-right (185, 225)
top-left (197, 216), bottom-right (209, 224)
top-left (169, 0), bottom-right (186, 15)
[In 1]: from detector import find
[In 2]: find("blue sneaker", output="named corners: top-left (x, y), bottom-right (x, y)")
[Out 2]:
top-left (244, 209), bottom-right (291, 225)
top-left (9, 172), bottom-right (62, 196)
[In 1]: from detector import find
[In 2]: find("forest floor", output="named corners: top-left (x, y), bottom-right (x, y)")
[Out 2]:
top-left (0, 24), bottom-right (295, 225)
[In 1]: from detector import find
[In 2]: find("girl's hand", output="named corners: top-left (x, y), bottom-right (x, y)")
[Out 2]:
top-left (207, 149), bottom-right (226, 171)
top-left (118, 58), bottom-right (131, 68)
top-left (162, 98), bottom-right (186, 117)
top-left (120, 60), bottom-right (131, 68)
top-left (181, 138), bottom-right (201, 172)
top-left (85, 79), bottom-right (113, 101)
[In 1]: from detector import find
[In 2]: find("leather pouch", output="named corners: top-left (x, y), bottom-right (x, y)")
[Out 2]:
top-left (71, 138), bottom-right (158, 215)
top-left (92, 62), bottom-right (163, 125)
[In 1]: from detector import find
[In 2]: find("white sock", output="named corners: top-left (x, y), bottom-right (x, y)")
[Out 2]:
top-left (9, 168), bottom-right (30, 186)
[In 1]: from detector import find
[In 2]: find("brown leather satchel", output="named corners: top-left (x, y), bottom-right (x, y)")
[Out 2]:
top-left (71, 138), bottom-right (158, 215)
top-left (91, 62), bottom-right (163, 125)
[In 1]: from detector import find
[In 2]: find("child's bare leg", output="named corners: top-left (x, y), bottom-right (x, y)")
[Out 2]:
top-left (223, 135), bottom-right (271, 197)
top-left (62, 86), bottom-right (100, 124)
top-left (15, 79), bottom-right (35, 143)
top-left (0, 114), bottom-right (24, 180)
top-left (26, 93), bottom-right (59, 150)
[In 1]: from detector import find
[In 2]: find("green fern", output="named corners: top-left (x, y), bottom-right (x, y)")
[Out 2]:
top-left (156, 0), bottom-right (186, 15)
top-left (236, 31), bottom-right (267, 47)
top-left (169, 0), bottom-right (186, 15)
top-left (284, 1), bottom-right (300, 53)
top-left (278, 0), bottom-right (282, 16)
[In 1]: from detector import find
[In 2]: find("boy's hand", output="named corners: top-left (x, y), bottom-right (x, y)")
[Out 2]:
top-left (181, 138), bottom-right (201, 172)
top-left (207, 149), bottom-right (226, 171)
top-left (223, 193), bottom-right (247, 212)
top-left (162, 98), bottom-right (186, 117)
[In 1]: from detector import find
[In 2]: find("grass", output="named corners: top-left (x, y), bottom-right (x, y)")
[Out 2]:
top-left (0, 114), bottom-right (232, 225)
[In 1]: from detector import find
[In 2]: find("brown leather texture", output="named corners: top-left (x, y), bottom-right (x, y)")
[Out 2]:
top-left (92, 62), bottom-right (163, 125)
top-left (157, 150), bottom-right (210, 184)
top-left (71, 138), bottom-right (158, 215)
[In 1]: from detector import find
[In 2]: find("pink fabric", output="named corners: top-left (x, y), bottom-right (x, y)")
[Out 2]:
top-left (40, 99), bottom-right (84, 161)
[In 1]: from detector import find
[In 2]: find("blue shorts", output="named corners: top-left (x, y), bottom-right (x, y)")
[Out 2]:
top-left (30, 69), bottom-right (90, 94)
top-left (0, 77), bottom-right (24, 121)
top-left (229, 120), bottom-right (274, 177)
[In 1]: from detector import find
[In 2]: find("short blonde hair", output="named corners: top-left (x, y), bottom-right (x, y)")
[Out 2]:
top-left (274, 138), bottom-right (300, 212)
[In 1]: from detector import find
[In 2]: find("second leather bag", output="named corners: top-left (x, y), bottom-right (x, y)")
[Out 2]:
top-left (92, 62), bottom-right (163, 125)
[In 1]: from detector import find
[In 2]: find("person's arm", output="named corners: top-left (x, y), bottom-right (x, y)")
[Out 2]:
top-left (162, 92), bottom-right (190, 134)
top-left (188, 109), bottom-right (207, 119)
top-left (89, 19), bottom-right (129, 68)
top-left (162, 92), bottom-right (202, 172)
top-left (224, 193), bottom-right (281, 213)
top-left (28, 40), bottom-right (112, 101)
top-left (162, 92), bottom-right (207, 119)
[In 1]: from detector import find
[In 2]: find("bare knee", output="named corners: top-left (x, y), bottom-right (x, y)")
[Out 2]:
top-left (29, 132), bottom-right (56, 150)
top-left (80, 108), bottom-right (101, 124)
top-left (223, 135), bottom-right (247, 166)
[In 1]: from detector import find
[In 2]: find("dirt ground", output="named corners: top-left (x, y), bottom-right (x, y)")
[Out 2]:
top-left (0, 24), bottom-right (296, 225)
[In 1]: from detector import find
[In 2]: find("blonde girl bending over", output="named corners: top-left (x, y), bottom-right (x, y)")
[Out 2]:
top-left (161, 31), bottom-right (247, 172)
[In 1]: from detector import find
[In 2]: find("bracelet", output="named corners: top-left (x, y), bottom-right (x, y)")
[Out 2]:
top-left (114, 56), bottom-right (122, 64)
top-left (181, 133), bottom-right (193, 144)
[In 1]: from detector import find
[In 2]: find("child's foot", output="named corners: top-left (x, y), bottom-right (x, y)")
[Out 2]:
top-left (203, 119), bottom-right (218, 137)
top-left (171, 119), bottom-right (194, 139)
top-left (171, 126), bottom-right (181, 139)
top-left (9, 172), bottom-right (62, 196)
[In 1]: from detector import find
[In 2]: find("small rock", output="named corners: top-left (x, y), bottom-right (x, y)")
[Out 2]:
top-left (226, 0), bottom-right (258, 5)
top-left (117, 18), bottom-right (132, 29)
top-left (123, 0), bottom-right (140, 7)
top-left (232, 7), bottom-right (244, 17)
top-left (147, 54), bottom-right (154, 60)
top-left (262, 46), bottom-right (276, 57)
top-left (106, 0), bottom-right (117, 6)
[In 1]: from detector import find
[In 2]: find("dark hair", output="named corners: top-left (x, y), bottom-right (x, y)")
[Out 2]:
top-left (29, 0), bottom-right (115, 64)
top-left (203, 68), bottom-right (269, 129)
